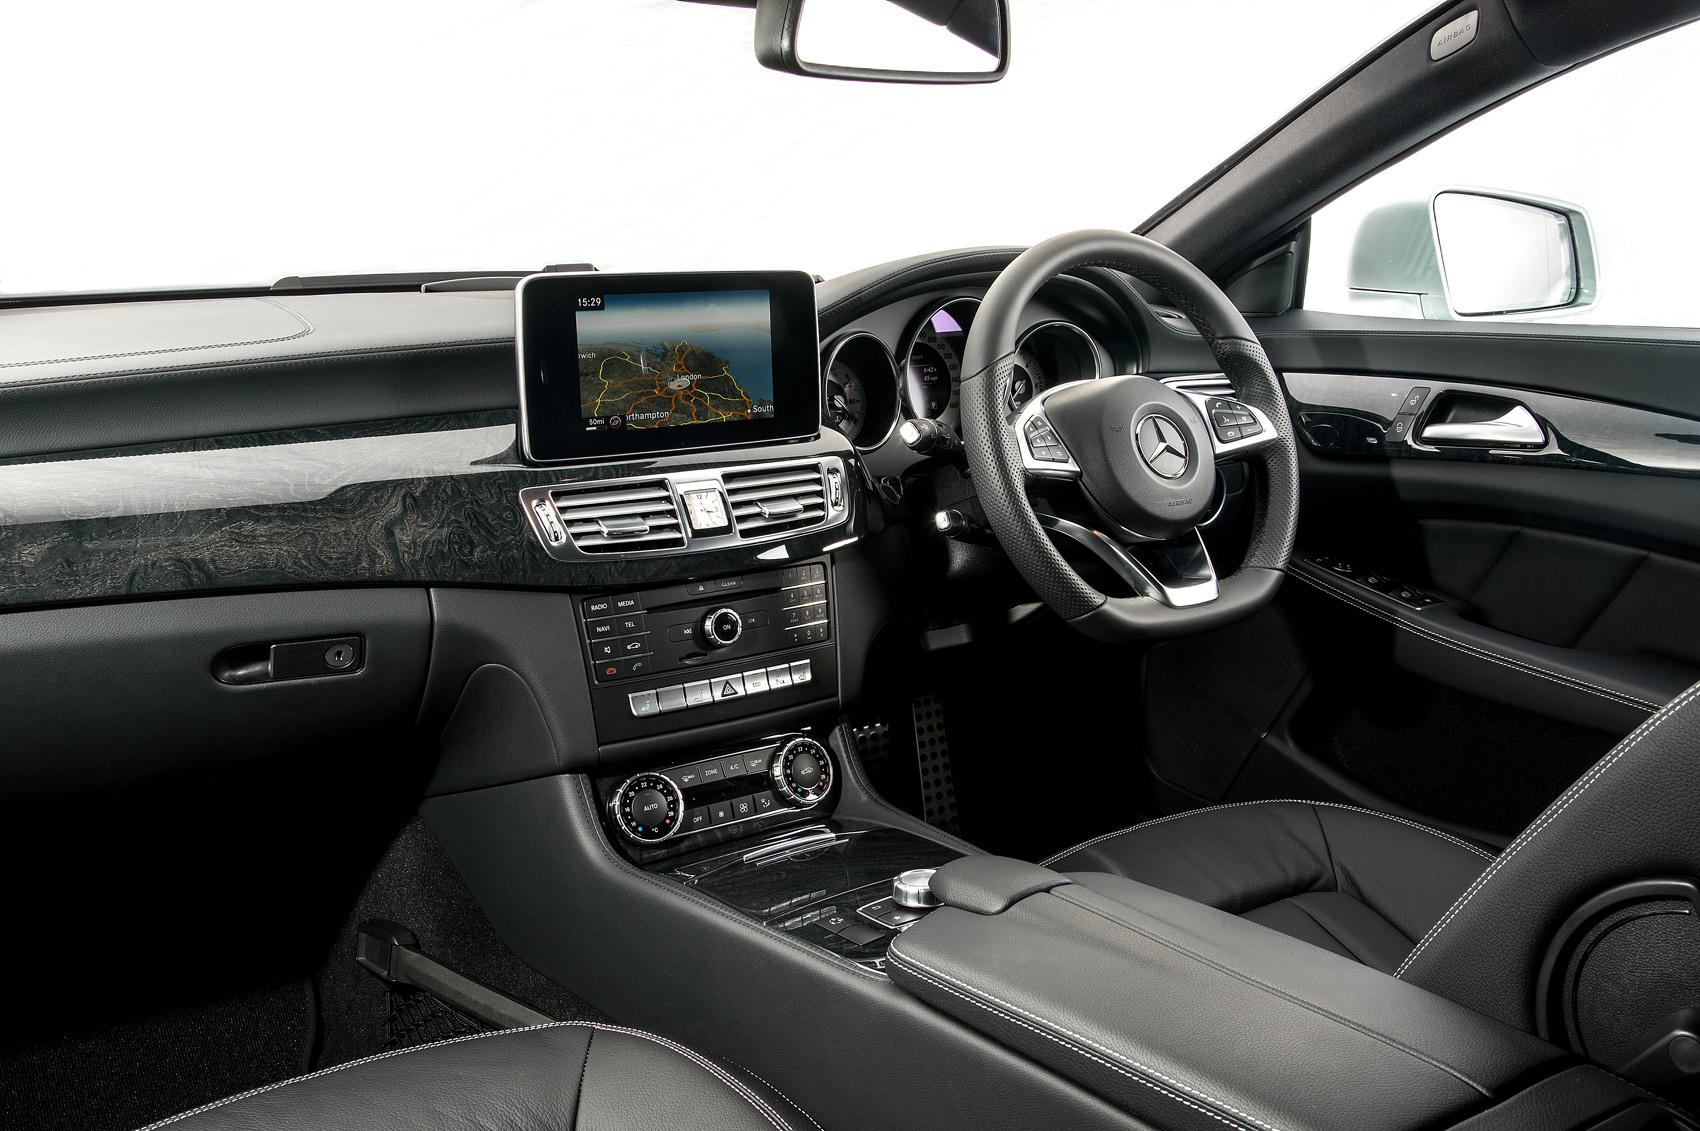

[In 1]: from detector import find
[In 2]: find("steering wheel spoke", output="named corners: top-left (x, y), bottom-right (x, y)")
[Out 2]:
top-left (1011, 385), bottom-right (1081, 481)
top-left (1037, 517), bottom-right (1220, 608)
top-left (1174, 388), bottom-right (1282, 462)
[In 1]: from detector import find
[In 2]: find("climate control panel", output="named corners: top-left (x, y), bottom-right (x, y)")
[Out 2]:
top-left (603, 736), bottom-right (836, 847)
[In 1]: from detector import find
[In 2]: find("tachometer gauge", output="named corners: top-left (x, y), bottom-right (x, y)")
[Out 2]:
top-left (901, 298), bottom-right (978, 430)
top-left (819, 331), bottom-right (900, 449)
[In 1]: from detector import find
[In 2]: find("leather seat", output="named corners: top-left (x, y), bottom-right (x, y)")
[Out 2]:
top-left (1043, 800), bottom-right (1496, 974)
top-left (141, 1022), bottom-right (816, 1131)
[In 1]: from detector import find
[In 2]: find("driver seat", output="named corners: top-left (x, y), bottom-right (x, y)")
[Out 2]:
top-left (1044, 679), bottom-right (1700, 1035)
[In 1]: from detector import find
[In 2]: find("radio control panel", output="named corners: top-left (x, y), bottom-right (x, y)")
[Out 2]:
top-left (580, 558), bottom-right (838, 743)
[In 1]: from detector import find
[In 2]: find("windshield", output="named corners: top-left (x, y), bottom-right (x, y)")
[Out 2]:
top-left (3, 0), bottom-right (1433, 296)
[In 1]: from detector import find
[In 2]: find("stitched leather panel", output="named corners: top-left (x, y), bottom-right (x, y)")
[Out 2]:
top-left (1397, 679), bottom-right (1700, 1031)
top-left (140, 1022), bottom-right (815, 1131)
top-left (887, 872), bottom-right (1562, 1131)
top-left (1044, 801), bottom-right (1490, 956)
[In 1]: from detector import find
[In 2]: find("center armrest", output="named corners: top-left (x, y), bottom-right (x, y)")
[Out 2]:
top-left (886, 858), bottom-right (1569, 1131)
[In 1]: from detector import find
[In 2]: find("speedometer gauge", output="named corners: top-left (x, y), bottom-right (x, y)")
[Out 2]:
top-left (901, 298), bottom-right (978, 430)
top-left (819, 331), bottom-right (899, 449)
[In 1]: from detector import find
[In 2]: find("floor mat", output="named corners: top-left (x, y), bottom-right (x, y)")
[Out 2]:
top-left (0, 978), bottom-right (316, 1131)
top-left (314, 816), bottom-right (606, 1069)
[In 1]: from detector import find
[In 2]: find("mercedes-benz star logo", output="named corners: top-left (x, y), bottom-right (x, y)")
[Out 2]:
top-left (1135, 414), bottom-right (1190, 479)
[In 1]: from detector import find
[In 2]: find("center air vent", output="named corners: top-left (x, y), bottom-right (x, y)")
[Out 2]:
top-left (552, 479), bottom-right (685, 554)
top-left (724, 463), bottom-right (827, 538)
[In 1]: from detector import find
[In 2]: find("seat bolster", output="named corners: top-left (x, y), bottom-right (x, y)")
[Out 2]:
top-left (1312, 805), bottom-right (1494, 944)
top-left (1043, 802), bottom-right (1334, 913)
top-left (141, 1022), bottom-right (815, 1131)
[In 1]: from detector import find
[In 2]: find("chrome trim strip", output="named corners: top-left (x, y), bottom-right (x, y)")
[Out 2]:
top-left (1038, 517), bottom-right (1220, 607)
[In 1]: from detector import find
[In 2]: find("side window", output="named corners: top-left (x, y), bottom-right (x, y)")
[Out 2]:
top-left (1305, 19), bottom-right (1700, 327)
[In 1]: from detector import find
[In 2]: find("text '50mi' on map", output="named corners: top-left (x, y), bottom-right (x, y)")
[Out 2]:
top-left (575, 290), bottom-right (777, 431)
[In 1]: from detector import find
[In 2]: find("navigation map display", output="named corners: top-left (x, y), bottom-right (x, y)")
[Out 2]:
top-left (576, 290), bottom-right (775, 433)
top-left (517, 270), bottom-right (819, 463)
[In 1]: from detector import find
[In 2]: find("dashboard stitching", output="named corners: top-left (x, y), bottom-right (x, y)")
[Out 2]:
top-left (0, 337), bottom-right (514, 391)
top-left (884, 948), bottom-right (1277, 1131)
top-left (0, 296), bottom-right (315, 370)
top-left (1040, 799), bottom-right (1496, 868)
top-left (1288, 568), bottom-right (1661, 710)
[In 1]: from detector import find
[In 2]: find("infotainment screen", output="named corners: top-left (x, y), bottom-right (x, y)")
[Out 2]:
top-left (517, 270), bottom-right (820, 463)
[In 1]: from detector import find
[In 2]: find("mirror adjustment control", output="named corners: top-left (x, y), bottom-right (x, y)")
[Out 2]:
top-left (701, 607), bottom-right (744, 648)
top-left (770, 737), bottom-right (833, 808)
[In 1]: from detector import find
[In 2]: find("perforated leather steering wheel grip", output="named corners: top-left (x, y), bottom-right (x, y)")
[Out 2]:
top-left (958, 229), bottom-right (1298, 642)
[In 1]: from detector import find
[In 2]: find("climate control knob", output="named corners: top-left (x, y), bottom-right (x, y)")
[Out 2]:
top-left (770, 737), bottom-right (833, 808)
top-left (701, 607), bottom-right (743, 648)
top-left (611, 772), bottom-right (684, 844)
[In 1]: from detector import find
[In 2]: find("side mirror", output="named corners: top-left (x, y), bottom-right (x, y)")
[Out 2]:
top-left (1348, 190), bottom-right (1597, 320)
top-left (755, 0), bottom-right (1009, 84)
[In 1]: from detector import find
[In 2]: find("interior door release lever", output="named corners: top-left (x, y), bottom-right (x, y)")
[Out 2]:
top-left (1419, 403), bottom-right (1545, 448)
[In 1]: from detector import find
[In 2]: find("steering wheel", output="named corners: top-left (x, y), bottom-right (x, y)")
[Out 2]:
top-left (960, 230), bottom-right (1298, 642)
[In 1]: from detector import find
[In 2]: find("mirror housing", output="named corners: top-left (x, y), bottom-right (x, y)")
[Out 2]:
top-left (754, 0), bottom-right (1009, 84)
top-left (1348, 189), bottom-right (1597, 320)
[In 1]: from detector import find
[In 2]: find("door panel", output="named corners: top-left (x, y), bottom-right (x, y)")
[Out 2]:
top-left (1143, 315), bottom-right (1700, 838)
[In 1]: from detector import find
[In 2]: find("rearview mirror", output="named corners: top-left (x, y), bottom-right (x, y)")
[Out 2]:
top-left (755, 0), bottom-right (1009, 84)
top-left (1348, 189), bottom-right (1597, 320)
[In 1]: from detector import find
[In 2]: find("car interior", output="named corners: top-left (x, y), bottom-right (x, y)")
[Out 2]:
top-left (7, 1), bottom-right (1700, 1130)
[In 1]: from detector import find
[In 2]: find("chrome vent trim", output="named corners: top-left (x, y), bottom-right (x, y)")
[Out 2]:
top-left (724, 464), bottom-right (827, 537)
top-left (518, 456), bottom-right (852, 562)
top-left (552, 478), bottom-right (686, 554)
top-left (1161, 373), bottom-right (1235, 398)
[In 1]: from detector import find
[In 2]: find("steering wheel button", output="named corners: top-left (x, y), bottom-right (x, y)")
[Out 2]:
top-left (1216, 424), bottom-right (1242, 442)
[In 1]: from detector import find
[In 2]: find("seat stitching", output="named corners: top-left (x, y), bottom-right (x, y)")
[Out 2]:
top-left (1288, 569), bottom-right (1661, 710)
top-left (724, 1060), bottom-right (830, 1131)
top-left (885, 949), bottom-right (1271, 1131)
top-left (134, 1021), bottom-right (582, 1130)
top-left (1040, 799), bottom-right (1495, 867)
top-left (1047, 887), bottom-right (1491, 1095)
top-left (587, 1023), bottom-right (793, 1131)
top-left (1394, 680), bottom-right (1700, 979)
top-left (573, 1029), bottom-right (594, 1128)
top-left (132, 1020), bottom-right (795, 1131)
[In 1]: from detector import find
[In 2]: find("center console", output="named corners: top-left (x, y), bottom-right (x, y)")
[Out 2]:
top-left (595, 731), bottom-right (960, 971)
